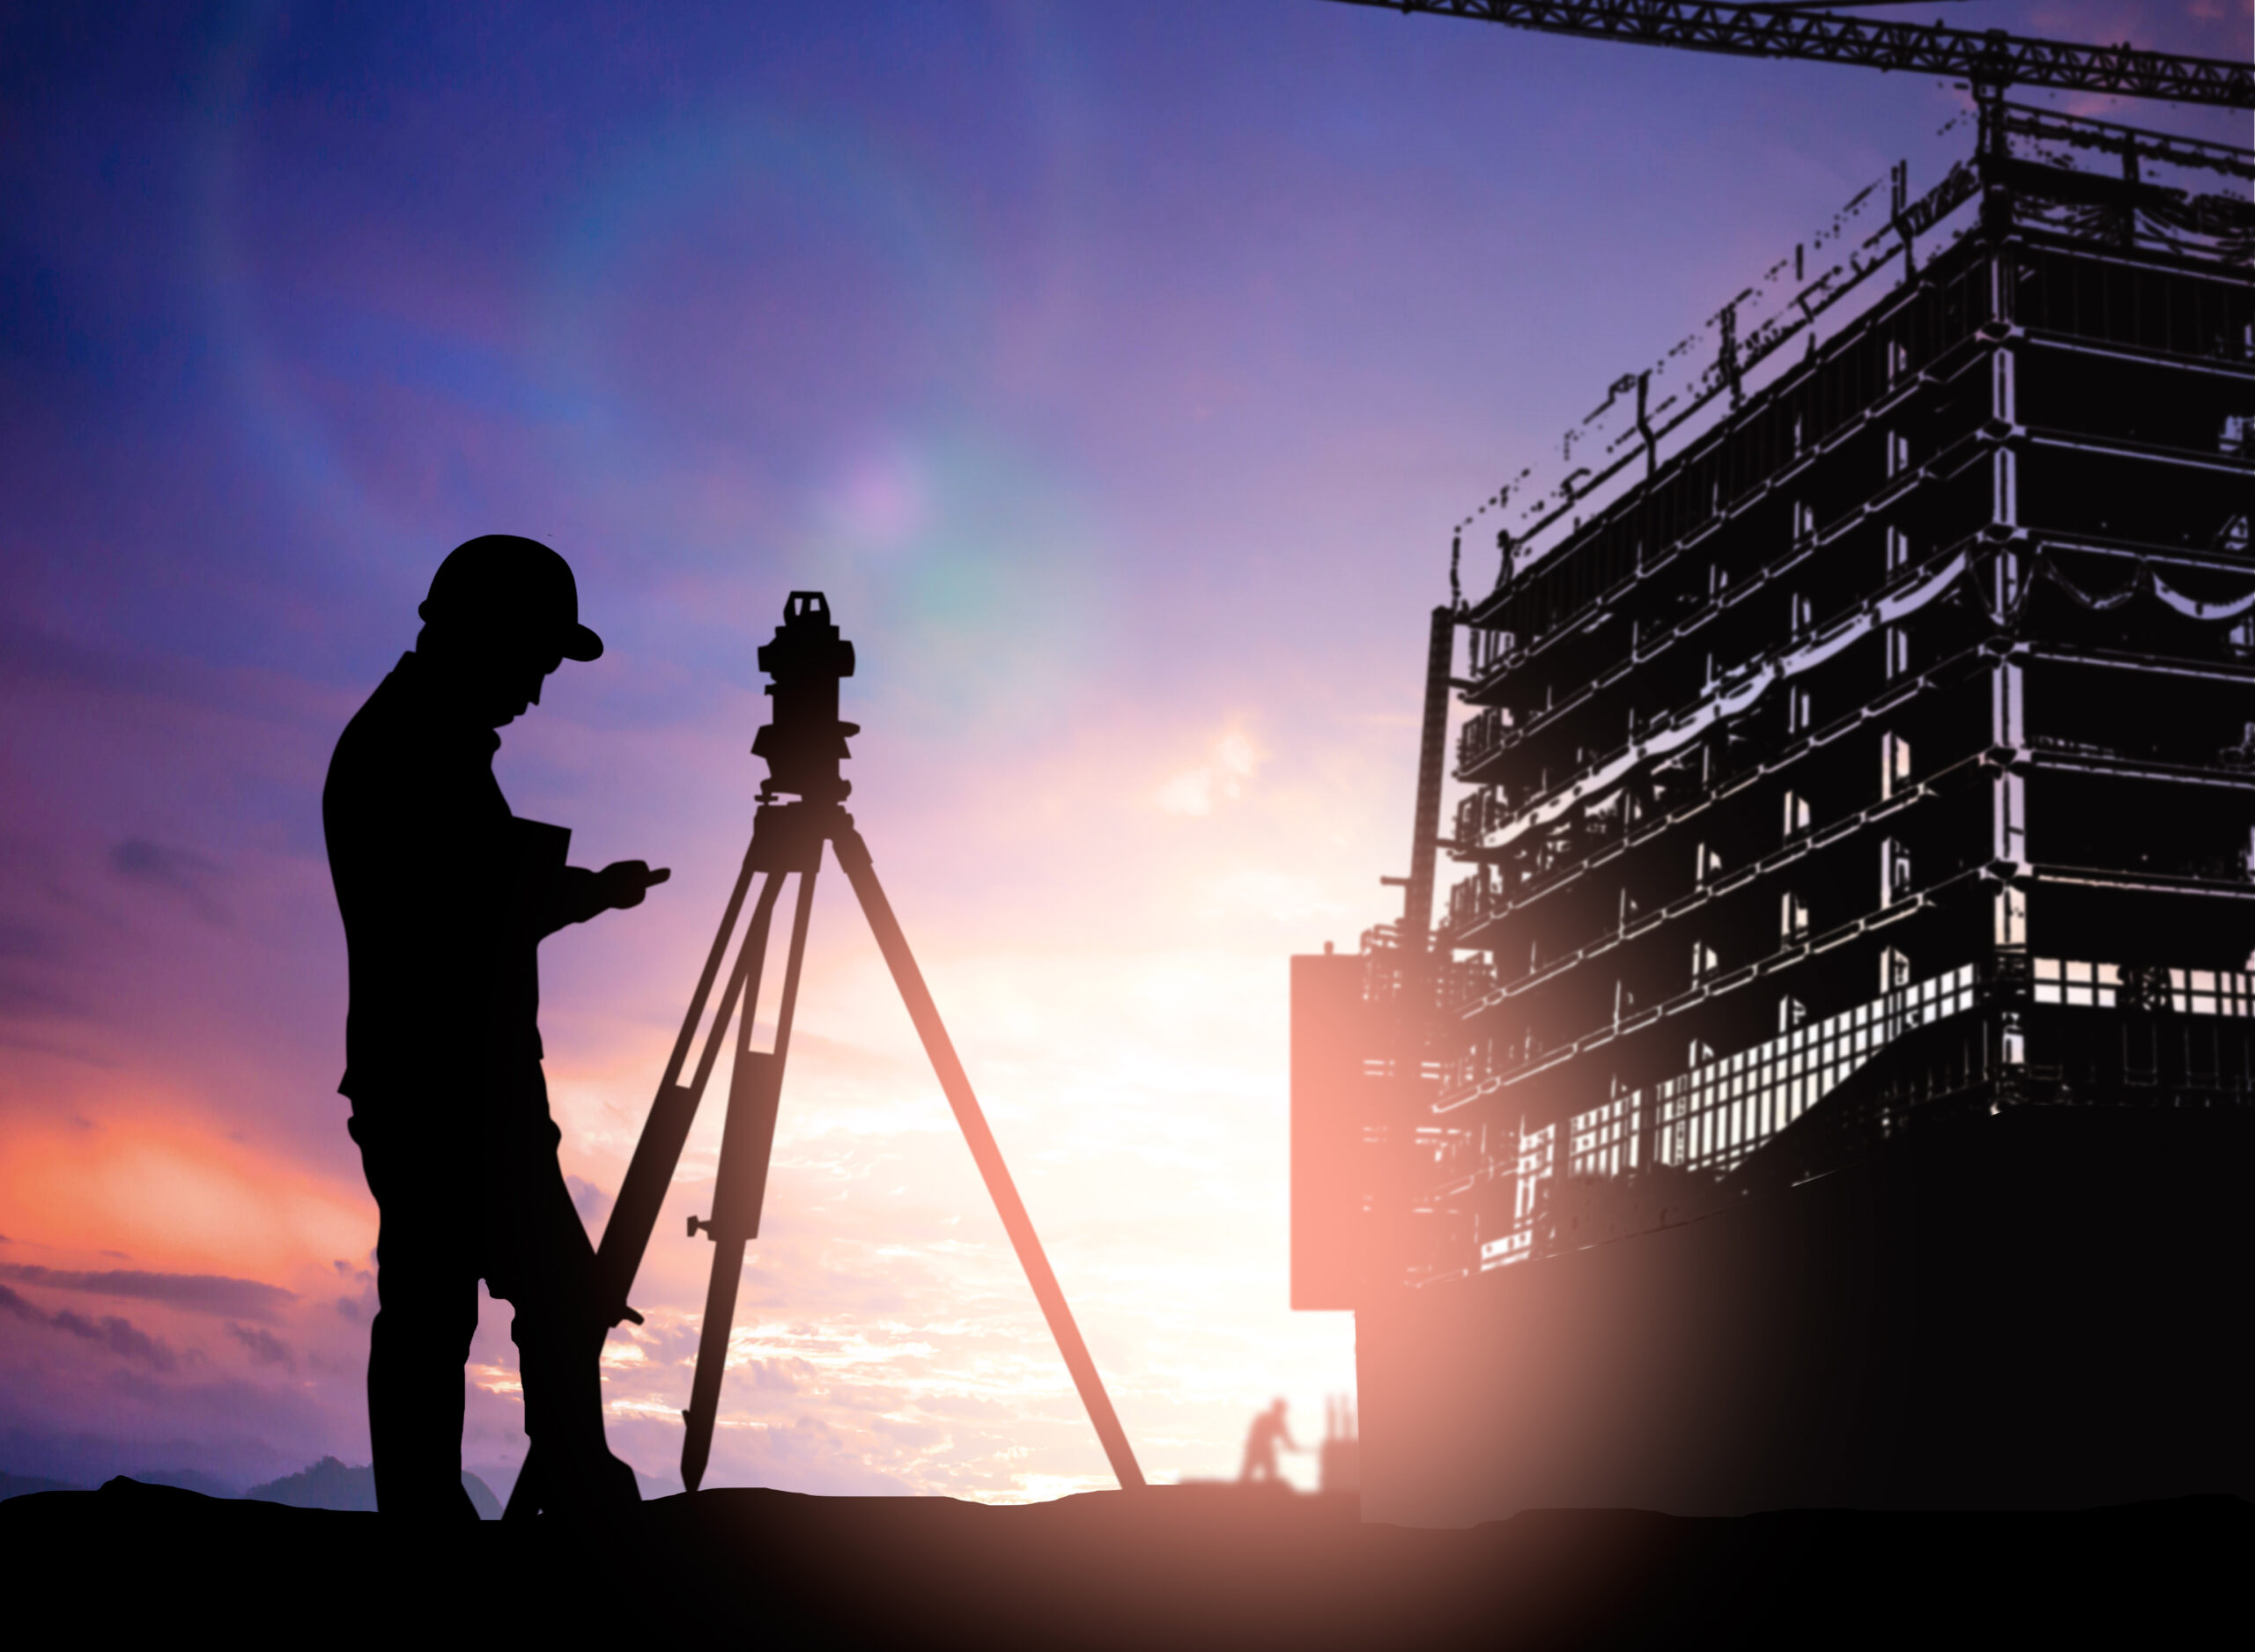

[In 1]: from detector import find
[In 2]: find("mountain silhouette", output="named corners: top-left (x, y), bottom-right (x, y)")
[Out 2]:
top-left (246, 1457), bottom-right (502, 1518)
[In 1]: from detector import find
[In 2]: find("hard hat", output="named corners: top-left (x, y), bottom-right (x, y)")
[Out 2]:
top-left (418, 535), bottom-right (603, 661)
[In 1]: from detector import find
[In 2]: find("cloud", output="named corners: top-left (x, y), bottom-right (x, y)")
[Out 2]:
top-left (2, 1282), bottom-right (178, 1371)
top-left (226, 1324), bottom-right (296, 1371)
top-left (1152, 728), bottom-right (1261, 817)
top-left (566, 1175), bottom-right (612, 1228)
top-left (51, 1309), bottom-right (178, 1371)
top-left (0, 1265), bottom-right (296, 1322)
top-left (0, 919), bottom-right (77, 1022)
top-left (750, 1357), bottom-right (807, 1393)
top-left (107, 838), bottom-right (229, 925)
top-left (677, 1412), bottom-right (917, 1498)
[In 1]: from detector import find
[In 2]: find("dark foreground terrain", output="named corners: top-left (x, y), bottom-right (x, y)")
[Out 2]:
top-left (6, 1477), bottom-right (2248, 1646)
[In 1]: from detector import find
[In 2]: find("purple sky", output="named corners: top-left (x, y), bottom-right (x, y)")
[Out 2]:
top-left (2, 0), bottom-right (2246, 1499)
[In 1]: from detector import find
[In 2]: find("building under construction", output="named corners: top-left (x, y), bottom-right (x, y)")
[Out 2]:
top-left (1294, 98), bottom-right (2255, 1523)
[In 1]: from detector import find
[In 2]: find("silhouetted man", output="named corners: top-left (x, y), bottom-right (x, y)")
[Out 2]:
top-left (1239, 1398), bottom-right (1298, 1485)
top-left (324, 535), bottom-right (669, 1521)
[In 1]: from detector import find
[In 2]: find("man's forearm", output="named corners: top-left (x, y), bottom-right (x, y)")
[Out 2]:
top-left (530, 859), bottom-right (669, 936)
top-left (547, 866), bottom-right (609, 932)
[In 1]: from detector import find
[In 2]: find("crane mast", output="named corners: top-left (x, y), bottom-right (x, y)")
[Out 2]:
top-left (1323, 0), bottom-right (2255, 108)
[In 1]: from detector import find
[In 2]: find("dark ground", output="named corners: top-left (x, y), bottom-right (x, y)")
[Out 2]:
top-left (5, 1478), bottom-right (2248, 1646)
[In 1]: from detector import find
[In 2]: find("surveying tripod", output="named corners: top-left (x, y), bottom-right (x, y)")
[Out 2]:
top-left (506, 594), bottom-right (1143, 1516)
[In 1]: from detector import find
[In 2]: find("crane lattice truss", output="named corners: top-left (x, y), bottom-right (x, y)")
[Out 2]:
top-left (1326, 0), bottom-right (2255, 108)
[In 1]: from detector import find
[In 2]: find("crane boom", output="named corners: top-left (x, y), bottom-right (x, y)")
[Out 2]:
top-left (1323, 0), bottom-right (2254, 109)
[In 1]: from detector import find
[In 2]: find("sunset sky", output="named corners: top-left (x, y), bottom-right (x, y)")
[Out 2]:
top-left (3, 1), bottom-right (2246, 1501)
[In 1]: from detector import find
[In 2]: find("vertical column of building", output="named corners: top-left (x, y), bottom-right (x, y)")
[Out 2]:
top-left (1987, 224), bottom-right (2030, 1103)
top-left (1391, 607), bottom-right (1467, 1281)
top-left (1985, 252), bottom-right (2029, 971)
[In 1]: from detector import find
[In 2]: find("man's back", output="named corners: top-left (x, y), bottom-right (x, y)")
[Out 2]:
top-left (324, 650), bottom-right (524, 1102)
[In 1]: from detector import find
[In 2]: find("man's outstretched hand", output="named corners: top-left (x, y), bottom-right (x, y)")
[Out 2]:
top-left (596, 860), bottom-right (670, 911)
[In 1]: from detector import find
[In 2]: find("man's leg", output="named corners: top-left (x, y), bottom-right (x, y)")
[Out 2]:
top-left (490, 1073), bottom-right (638, 1510)
top-left (352, 1110), bottom-right (481, 1523)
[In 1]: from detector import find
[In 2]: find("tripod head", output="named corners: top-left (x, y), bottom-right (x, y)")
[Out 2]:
top-left (752, 592), bottom-right (858, 805)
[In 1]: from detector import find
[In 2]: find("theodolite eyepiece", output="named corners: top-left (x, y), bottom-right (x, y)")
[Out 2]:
top-left (752, 591), bottom-right (858, 804)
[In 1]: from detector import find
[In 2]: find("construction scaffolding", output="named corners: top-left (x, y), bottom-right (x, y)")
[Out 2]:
top-left (1295, 101), bottom-right (2255, 1303)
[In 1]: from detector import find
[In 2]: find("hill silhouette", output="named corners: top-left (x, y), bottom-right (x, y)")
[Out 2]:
top-left (246, 1456), bottom-right (503, 1517)
top-left (0, 1471), bottom-right (84, 1501)
top-left (1, 1464), bottom-right (235, 1499)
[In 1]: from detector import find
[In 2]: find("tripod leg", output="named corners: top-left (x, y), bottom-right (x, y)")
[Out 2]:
top-left (682, 860), bottom-right (821, 1492)
top-left (831, 824), bottom-right (1147, 1492)
top-left (596, 859), bottom-right (787, 1312)
top-left (506, 843), bottom-right (787, 1521)
top-left (677, 1081), bottom-right (760, 1494)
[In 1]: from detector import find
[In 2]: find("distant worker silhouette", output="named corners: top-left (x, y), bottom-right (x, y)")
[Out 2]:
top-left (1238, 1398), bottom-right (1299, 1485)
top-left (323, 535), bottom-right (669, 1521)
